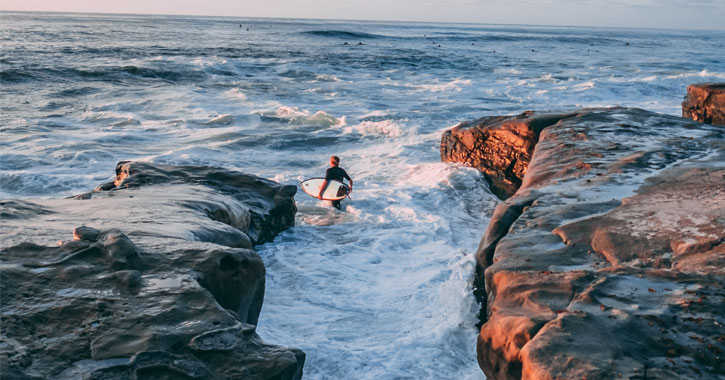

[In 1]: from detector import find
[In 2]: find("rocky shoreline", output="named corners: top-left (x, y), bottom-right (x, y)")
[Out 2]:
top-left (442, 85), bottom-right (724, 379)
top-left (0, 162), bottom-right (304, 379)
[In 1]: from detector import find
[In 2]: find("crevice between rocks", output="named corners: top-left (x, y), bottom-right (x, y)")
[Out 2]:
top-left (441, 111), bottom-right (576, 201)
top-left (460, 112), bottom-right (580, 327)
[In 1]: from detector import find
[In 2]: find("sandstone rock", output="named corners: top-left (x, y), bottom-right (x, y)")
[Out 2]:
top-left (682, 82), bottom-right (725, 126)
top-left (440, 111), bottom-right (576, 199)
top-left (0, 162), bottom-right (303, 379)
top-left (445, 108), bottom-right (725, 379)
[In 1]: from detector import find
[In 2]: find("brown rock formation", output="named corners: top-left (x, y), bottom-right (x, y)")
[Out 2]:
top-left (445, 108), bottom-right (725, 379)
top-left (0, 162), bottom-right (304, 379)
top-left (440, 112), bottom-right (577, 199)
top-left (682, 82), bottom-right (725, 126)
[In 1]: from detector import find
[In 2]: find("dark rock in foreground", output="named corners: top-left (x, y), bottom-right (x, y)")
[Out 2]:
top-left (682, 82), bottom-right (725, 126)
top-left (444, 108), bottom-right (724, 379)
top-left (0, 162), bottom-right (303, 379)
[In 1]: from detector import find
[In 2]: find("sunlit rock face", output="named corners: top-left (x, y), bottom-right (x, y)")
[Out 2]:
top-left (445, 108), bottom-right (724, 380)
top-left (440, 111), bottom-right (577, 200)
top-left (0, 162), bottom-right (304, 380)
top-left (682, 82), bottom-right (725, 126)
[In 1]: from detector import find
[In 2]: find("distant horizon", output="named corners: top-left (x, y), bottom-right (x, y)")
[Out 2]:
top-left (2, 9), bottom-right (724, 33)
top-left (1, 0), bottom-right (724, 31)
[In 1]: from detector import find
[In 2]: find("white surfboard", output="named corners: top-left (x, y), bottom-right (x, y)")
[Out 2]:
top-left (300, 178), bottom-right (349, 201)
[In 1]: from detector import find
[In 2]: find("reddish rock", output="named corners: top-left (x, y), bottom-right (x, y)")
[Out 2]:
top-left (440, 112), bottom-right (577, 199)
top-left (682, 82), bottom-right (725, 126)
top-left (447, 108), bottom-right (725, 379)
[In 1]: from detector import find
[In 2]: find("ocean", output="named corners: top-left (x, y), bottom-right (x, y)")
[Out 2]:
top-left (1, 11), bottom-right (724, 379)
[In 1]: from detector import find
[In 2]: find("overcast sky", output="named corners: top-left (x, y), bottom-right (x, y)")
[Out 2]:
top-left (1, 0), bottom-right (724, 30)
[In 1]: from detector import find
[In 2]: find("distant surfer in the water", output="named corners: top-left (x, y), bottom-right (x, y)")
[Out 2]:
top-left (318, 155), bottom-right (353, 209)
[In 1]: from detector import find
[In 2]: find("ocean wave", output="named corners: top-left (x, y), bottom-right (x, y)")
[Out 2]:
top-left (572, 80), bottom-right (596, 91)
top-left (315, 73), bottom-right (341, 82)
top-left (415, 79), bottom-right (472, 92)
top-left (80, 111), bottom-right (143, 128)
top-left (256, 106), bottom-right (342, 127)
top-left (301, 30), bottom-right (383, 40)
top-left (120, 65), bottom-right (185, 81)
top-left (379, 78), bottom-right (472, 93)
top-left (49, 86), bottom-right (101, 97)
top-left (423, 33), bottom-right (621, 45)
top-left (360, 110), bottom-right (391, 119)
top-left (342, 120), bottom-right (403, 137)
top-left (109, 118), bottom-right (142, 127)
top-left (205, 114), bottom-right (234, 125)
top-left (223, 88), bottom-right (247, 101)
top-left (494, 67), bottom-right (522, 75)
top-left (1, 64), bottom-right (206, 84)
top-left (665, 69), bottom-right (725, 80)
top-left (0, 68), bottom-right (35, 83)
top-left (607, 75), bottom-right (659, 84)
top-left (280, 69), bottom-right (319, 81)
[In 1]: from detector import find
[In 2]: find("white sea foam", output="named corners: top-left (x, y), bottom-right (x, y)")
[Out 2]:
top-left (540, 73), bottom-right (555, 82)
top-left (665, 69), bottom-right (725, 80)
top-left (315, 73), bottom-right (341, 82)
top-left (360, 110), bottom-right (391, 118)
top-left (223, 88), bottom-right (247, 101)
top-left (573, 80), bottom-right (596, 91)
top-left (257, 151), bottom-right (494, 380)
top-left (191, 56), bottom-right (228, 67)
top-left (255, 106), bottom-right (342, 127)
top-left (378, 78), bottom-right (473, 93)
top-left (205, 114), bottom-right (234, 125)
top-left (494, 67), bottom-right (522, 75)
top-left (414, 79), bottom-right (472, 92)
top-left (342, 120), bottom-right (403, 137)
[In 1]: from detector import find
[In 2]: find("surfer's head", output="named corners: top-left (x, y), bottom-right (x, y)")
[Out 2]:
top-left (330, 155), bottom-right (340, 167)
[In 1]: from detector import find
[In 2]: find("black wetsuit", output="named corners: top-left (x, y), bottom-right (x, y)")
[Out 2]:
top-left (325, 167), bottom-right (351, 209)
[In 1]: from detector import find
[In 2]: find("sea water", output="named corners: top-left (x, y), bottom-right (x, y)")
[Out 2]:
top-left (2, 12), bottom-right (724, 379)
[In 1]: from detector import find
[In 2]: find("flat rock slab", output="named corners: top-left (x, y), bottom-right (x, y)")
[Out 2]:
top-left (445, 108), bottom-right (724, 379)
top-left (682, 82), bottom-right (725, 126)
top-left (0, 162), bottom-right (304, 379)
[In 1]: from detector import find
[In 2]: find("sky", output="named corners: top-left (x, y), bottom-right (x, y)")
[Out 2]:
top-left (1, 0), bottom-right (724, 30)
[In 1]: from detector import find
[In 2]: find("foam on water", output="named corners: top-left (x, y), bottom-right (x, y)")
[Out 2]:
top-left (340, 120), bottom-right (403, 137)
top-left (257, 159), bottom-right (495, 379)
top-left (2, 11), bottom-right (725, 378)
top-left (223, 88), bottom-right (247, 101)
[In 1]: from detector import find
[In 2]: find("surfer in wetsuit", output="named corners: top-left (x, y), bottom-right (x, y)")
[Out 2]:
top-left (318, 155), bottom-right (353, 209)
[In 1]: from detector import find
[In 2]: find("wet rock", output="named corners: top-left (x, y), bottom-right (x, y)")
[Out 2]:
top-left (444, 108), bottom-right (725, 379)
top-left (195, 249), bottom-right (266, 325)
top-left (682, 82), bottom-right (725, 126)
top-left (73, 225), bottom-right (101, 241)
top-left (111, 270), bottom-right (142, 289)
top-left (188, 323), bottom-right (256, 351)
top-left (0, 200), bottom-right (53, 220)
top-left (99, 230), bottom-right (141, 269)
top-left (0, 162), bottom-right (303, 379)
top-left (96, 161), bottom-right (297, 245)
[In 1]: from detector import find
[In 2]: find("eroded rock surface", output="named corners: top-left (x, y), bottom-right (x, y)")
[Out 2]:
top-left (445, 108), bottom-right (724, 379)
top-left (0, 162), bottom-right (304, 379)
top-left (682, 82), bottom-right (725, 126)
top-left (440, 111), bottom-right (577, 199)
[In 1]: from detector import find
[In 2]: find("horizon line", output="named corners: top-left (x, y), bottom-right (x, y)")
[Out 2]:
top-left (1, 9), bottom-right (723, 33)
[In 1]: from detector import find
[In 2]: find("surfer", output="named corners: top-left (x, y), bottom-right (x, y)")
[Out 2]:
top-left (318, 155), bottom-right (353, 209)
